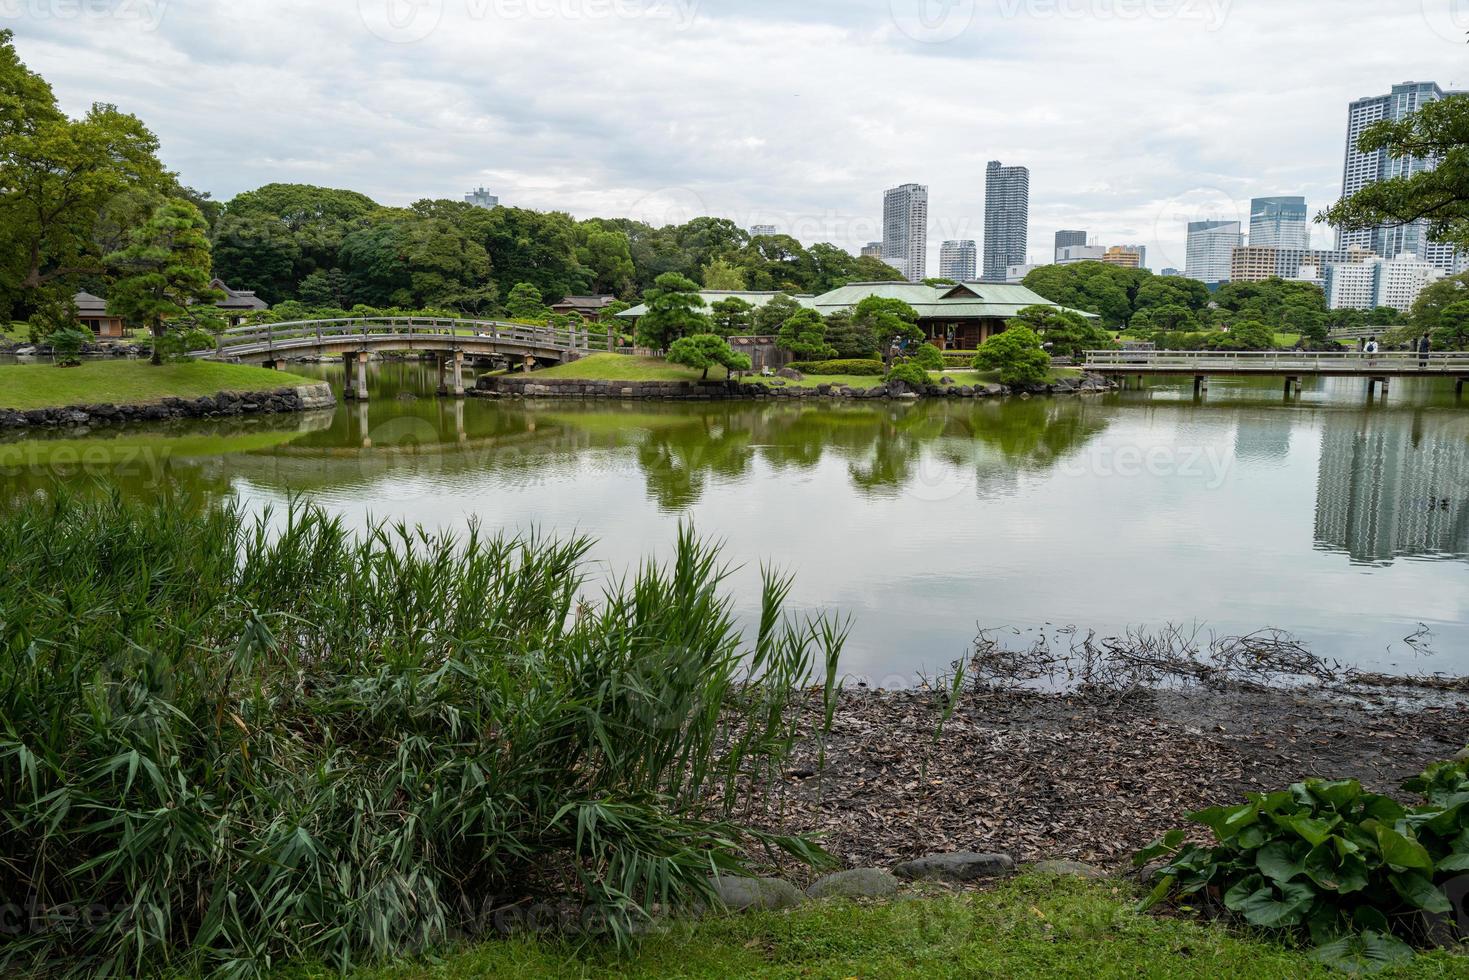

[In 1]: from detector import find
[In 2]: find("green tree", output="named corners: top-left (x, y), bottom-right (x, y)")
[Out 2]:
top-left (637, 272), bottom-right (708, 350)
top-left (1324, 94), bottom-right (1469, 251)
top-left (1433, 300), bottom-right (1469, 350)
top-left (577, 226), bottom-right (636, 295)
top-left (1022, 262), bottom-right (1143, 328)
top-left (709, 296), bottom-right (754, 337)
top-left (505, 281), bottom-right (549, 321)
top-left (0, 30), bottom-right (165, 315)
top-left (1209, 320), bottom-right (1274, 351)
top-left (701, 256), bottom-right (747, 290)
top-left (823, 310), bottom-right (877, 359)
top-left (296, 268), bottom-right (352, 309)
top-left (665, 332), bottom-right (751, 379)
top-left (753, 292), bottom-right (804, 334)
top-left (972, 325), bottom-right (1051, 387)
top-left (851, 296), bottom-right (924, 352)
top-left (909, 342), bottom-right (944, 370)
top-left (776, 308), bottom-right (836, 360)
top-left (105, 200), bottom-right (222, 364)
top-left (1409, 271), bottom-right (1469, 332)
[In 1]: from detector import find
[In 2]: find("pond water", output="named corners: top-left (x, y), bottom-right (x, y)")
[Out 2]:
top-left (3, 358), bottom-right (1468, 682)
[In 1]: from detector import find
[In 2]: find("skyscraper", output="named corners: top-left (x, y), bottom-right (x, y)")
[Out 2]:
top-left (882, 183), bottom-right (928, 282)
top-left (860, 242), bottom-right (883, 259)
top-left (1054, 230), bottom-right (1087, 262)
top-left (939, 240), bottom-right (977, 281)
top-left (983, 161), bottom-right (1029, 280)
top-left (1250, 196), bottom-right (1311, 249)
top-left (1338, 82), bottom-right (1464, 270)
top-left (1185, 220), bottom-right (1242, 285)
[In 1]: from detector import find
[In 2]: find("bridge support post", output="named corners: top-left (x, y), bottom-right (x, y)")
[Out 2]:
top-left (1457, 377), bottom-right (1466, 399)
top-left (343, 351), bottom-right (370, 401)
top-left (1367, 376), bottom-right (1387, 402)
top-left (437, 351), bottom-right (465, 397)
top-left (1193, 375), bottom-right (1206, 397)
top-left (1284, 376), bottom-right (1300, 398)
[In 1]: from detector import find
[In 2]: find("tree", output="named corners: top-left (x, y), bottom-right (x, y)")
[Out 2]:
top-left (1022, 262), bottom-right (1143, 328)
top-left (753, 292), bottom-right (804, 334)
top-left (909, 342), bottom-right (944, 370)
top-left (823, 310), bottom-right (877, 359)
top-left (701, 256), bottom-right (747, 290)
top-left (972, 325), bottom-right (1051, 387)
top-left (776, 308), bottom-right (836, 360)
top-left (1433, 300), bottom-right (1469, 350)
top-left (105, 200), bottom-right (222, 364)
top-left (1209, 320), bottom-right (1274, 351)
top-left (709, 296), bottom-right (754, 337)
top-left (665, 333), bottom-right (751, 379)
top-left (577, 226), bottom-right (635, 295)
top-left (1324, 94), bottom-right (1469, 251)
top-left (505, 281), bottom-right (549, 321)
top-left (851, 295), bottom-right (924, 353)
top-left (1409, 271), bottom-right (1469, 332)
top-left (0, 30), bottom-right (166, 316)
top-left (636, 272), bottom-right (708, 350)
top-left (1026, 309), bottom-right (1114, 359)
top-left (297, 268), bottom-right (352, 309)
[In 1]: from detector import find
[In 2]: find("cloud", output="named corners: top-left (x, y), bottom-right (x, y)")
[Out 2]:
top-left (9, 0), bottom-right (1466, 270)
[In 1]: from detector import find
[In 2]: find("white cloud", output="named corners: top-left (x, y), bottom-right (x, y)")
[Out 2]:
top-left (10, 0), bottom-right (1467, 271)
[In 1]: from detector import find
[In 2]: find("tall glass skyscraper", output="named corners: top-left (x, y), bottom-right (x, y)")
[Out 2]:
top-left (1185, 220), bottom-right (1242, 285)
top-left (939, 240), bottom-right (977, 281)
top-left (1249, 196), bottom-right (1310, 249)
top-left (982, 161), bottom-right (1029, 280)
top-left (882, 183), bottom-right (928, 282)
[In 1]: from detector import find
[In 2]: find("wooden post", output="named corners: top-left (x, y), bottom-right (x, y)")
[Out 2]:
top-left (445, 350), bottom-right (465, 397)
top-left (436, 352), bottom-right (448, 396)
top-left (343, 352), bottom-right (358, 400)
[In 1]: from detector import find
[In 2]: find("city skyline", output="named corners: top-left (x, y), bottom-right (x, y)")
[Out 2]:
top-left (15, 7), bottom-right (1467, 277)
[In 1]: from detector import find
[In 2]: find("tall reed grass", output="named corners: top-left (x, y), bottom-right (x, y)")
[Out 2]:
top-left (0, 492), bottom-right (845, 977)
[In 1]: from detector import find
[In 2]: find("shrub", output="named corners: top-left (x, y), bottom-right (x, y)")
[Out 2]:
top-left (788, 358), bottom-right (885, 376)
top-left (666, 333), bottom-right (751, 379)
top-left (884, 361), bottom-right (929, 390)
top-left (909, 342), bottom-right (944, 371)
top-left (45, 325), bottom-right (91, 366)
top-left (971, 326), bottom-right (1051, 387)
top-left (0, 494), bottom-right (845, 977)
top-left (1136, 755), bottom-right (1469, 972)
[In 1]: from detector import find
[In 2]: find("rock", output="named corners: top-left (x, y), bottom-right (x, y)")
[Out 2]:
top-left (710, 876), bottom-right (805, 912)
top-left (806, 868), bottom-right (900, 900)
top-left (1032, 860), bottom-right (1109, 880)
top-left (1453, 745), bottom-right (1469, 762)
top-left (894, 392), bottom-right (920, 401)
top-left (940, 376), bottom-right (954, 385)
top-left (777, 367), bottom-right (804, 380)
top-left (892, 852), bottom-right (1014, 882)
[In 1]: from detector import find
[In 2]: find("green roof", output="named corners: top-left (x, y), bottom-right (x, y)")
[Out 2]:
top-left (811, 281), bottom-right (1100, 320)
top-left (616, 291), bottom-right (818, 319)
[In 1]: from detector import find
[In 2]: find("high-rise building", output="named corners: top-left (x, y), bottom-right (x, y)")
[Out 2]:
top-left (1231, 244), bottom-right (1376, 283)
top-left (1055, 244), bottom-right (1106, 265)
top-left (860, 242), bottom-right (884, 259)
top-left (465, 187), bottom-right (499, 208)
top-left (939, 240), bottom-right (978, 281)
top-left (1250, 196), bottom-right (1311, 249)
top-left (1185, 220), bottom-right (1242, 285)
top-left (882, 183), bottom-right (929, 282)
top-left (982, 161), bottom-right (1030, 280)
top-left (1323, 251), bottom-right (1443, 311)
top-left (1005, 263), bottom-right (1043, 283)
top-left (750, 224), bottom-right (779, 237)
top-left (1338, 82), bottom-right (1465, 271)
top-left (1054, 230), bottom-right (1088, 262)
top-left (1103, 245), bottom-right (1146, 269)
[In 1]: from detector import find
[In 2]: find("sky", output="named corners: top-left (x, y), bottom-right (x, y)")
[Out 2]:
top-left (10, 0), bottom-right (1469, 274)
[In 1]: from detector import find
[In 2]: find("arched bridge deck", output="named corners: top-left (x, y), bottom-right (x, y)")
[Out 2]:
top-left (192, 317), bottom-right (621, 399)
top-left (1082, 349), bottom-right (1469, 401)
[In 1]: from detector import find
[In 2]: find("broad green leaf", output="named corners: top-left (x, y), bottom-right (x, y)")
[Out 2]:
top-left (1256, 840), bottom-right (1307, 883)
top-left (1191, 802), bottom-right (1258, 841)
top-left (1360, 794), bottom-right (1407, 823)
top-left (1309, 930), bottom-right (1415, 975)
top-left (1435, 852), bottom-right (1469, 873)
top-left (1133, 829), bottom-right (1185, 868)
top-left (1223, 874), bottom-right (1266, 912)
top-left (1235, 880), bottom-right (1317, 929)
top-left (1285, 814), bottom-right (1339, 847)
top-left (1388, 871), bottom-right (1453, 914)
top-left (1351, 906), bottom-right (1390, 935)
top-left (1374, 825), bottom-right (1433, 873)
top-left (1304, 842), bottom-right (1368, 894)
top-left (1308, 778), bottom-right (1362, 810)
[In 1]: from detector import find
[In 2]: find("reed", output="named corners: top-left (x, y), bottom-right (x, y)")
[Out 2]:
top-left (0, 492), bottom-right (845, 977)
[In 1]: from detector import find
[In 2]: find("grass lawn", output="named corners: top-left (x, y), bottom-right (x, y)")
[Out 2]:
top-left (529, 354), bottom-right (716, 383)
top-left (0, 360), bottom-right (313, 410)
top-left (287, 874), bottom-right (1465, 979)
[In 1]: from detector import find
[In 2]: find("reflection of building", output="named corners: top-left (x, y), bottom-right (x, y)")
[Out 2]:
top-left (1314, 414), bottom-right (1469, 564)
top-left (1234, 416), bottom-right (1292, 463)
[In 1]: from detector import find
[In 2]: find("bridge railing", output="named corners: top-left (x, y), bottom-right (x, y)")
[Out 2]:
top-left (1082, 349), bottom-right (1469, 373)
top-left (196, 317), bottom-right (624, 358)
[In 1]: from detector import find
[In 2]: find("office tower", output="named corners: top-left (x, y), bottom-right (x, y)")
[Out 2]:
top-left (860, 241), bottom-right (884, 259)
top-left (465, 187), bottom-right (499, 208)
top-left (939, 240), bottom-right (978, 280)
top-left (983, 161), bottom-right (1030, 280)
top-left (1323, 251), bottom-right (1443, 311)
top-left (882, 183), bottom-right (929, 281)
top-left (1250, 196), bottom-right (1311, 249)
top-left (1185, 220), bottom-right (1243, 285)
top-left (750, 224), bottom-right (779, 237)
top-left (1055, 244), bottom-right (1105, 264)
top-left (1103, 245), bottom-right (1146, 269)
top-left (1054, 229), bottom-right (1088, 262)
top-left (1338, 82), bottom-right (1465, 270)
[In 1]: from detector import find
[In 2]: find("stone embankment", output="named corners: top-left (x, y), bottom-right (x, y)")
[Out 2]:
top-left (0, 383), bottom-right (336, 430)
top-left (475, 374), bottom-right (1114, 401)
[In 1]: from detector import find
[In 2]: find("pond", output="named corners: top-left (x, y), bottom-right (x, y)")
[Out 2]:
top-left (4, 358), bottom-right (1468, 682)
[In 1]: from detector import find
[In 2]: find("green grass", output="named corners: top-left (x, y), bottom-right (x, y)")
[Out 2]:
top-left (529, 354), bottom-right (714, 382)
top-left (0, 359), bottom-right (312, 410)
top-left (298, 874), bottom-right (1465, 979)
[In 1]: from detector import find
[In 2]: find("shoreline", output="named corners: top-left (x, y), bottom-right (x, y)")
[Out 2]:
top-left (474, 372), bottom-right (1116, 401)
top-left (745, 680), bottom-right (1469, 875)
top-left (0, 382), bottom-right (336, 430)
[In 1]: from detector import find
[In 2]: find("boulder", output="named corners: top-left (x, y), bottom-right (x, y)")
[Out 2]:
top-left (1453, 745), bottom-right (1469, 762)
top-left (892, 852), bottom-right (1015, 882)
top-left (1031, 860), bottom-right (1109, 880)
top-left (777, 367), bottom-right (805, 381)
top-left (806, 868), bottom-right (900, 900)
top-left (710, 876), bottom-right (805, 912)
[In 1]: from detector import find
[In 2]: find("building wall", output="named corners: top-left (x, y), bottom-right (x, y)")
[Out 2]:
top-left (1053, 230), bottom-right (1087, 262)
top-left (939, 240), bottom-right (978, 280)
top-left (1055, 244), bottom-right (1105, 264)
top-left (1185, 220), bottom-right (1242, 284)
top-left (883, 184), bottom-right (929, 282)
top-left (982, 161), bottom-right (1029, 280)
top-left (1249, 196), bottom-right (1311, 249)
top-left (1101, 246), bottom-right (1141, 269)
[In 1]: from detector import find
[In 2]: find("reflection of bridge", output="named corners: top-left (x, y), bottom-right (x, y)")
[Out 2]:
top-left (191, 318), bottom-right (618, 400)
top-left (1083, 349), bottom-right (1469, 400)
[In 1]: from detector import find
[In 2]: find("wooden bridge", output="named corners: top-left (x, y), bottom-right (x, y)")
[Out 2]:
top-left (191, 317), bottom-right (618, 399)
top-left (1082, 349), bottom-right (1469, 400)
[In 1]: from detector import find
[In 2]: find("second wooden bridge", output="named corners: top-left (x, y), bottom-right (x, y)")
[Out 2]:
top-left (1082, 349), bottom-right (1469, 400)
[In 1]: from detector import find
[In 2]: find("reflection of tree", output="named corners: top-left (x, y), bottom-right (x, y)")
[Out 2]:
top-left (634, 414), bottom-right (755, 511)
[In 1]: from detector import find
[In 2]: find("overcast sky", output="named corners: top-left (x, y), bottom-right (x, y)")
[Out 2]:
top-left (12, 0), bottom-right (1469, 273)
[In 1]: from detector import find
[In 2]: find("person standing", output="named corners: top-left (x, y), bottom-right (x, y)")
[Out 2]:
top-left (1418, 333), bottom-right (1432, 368)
